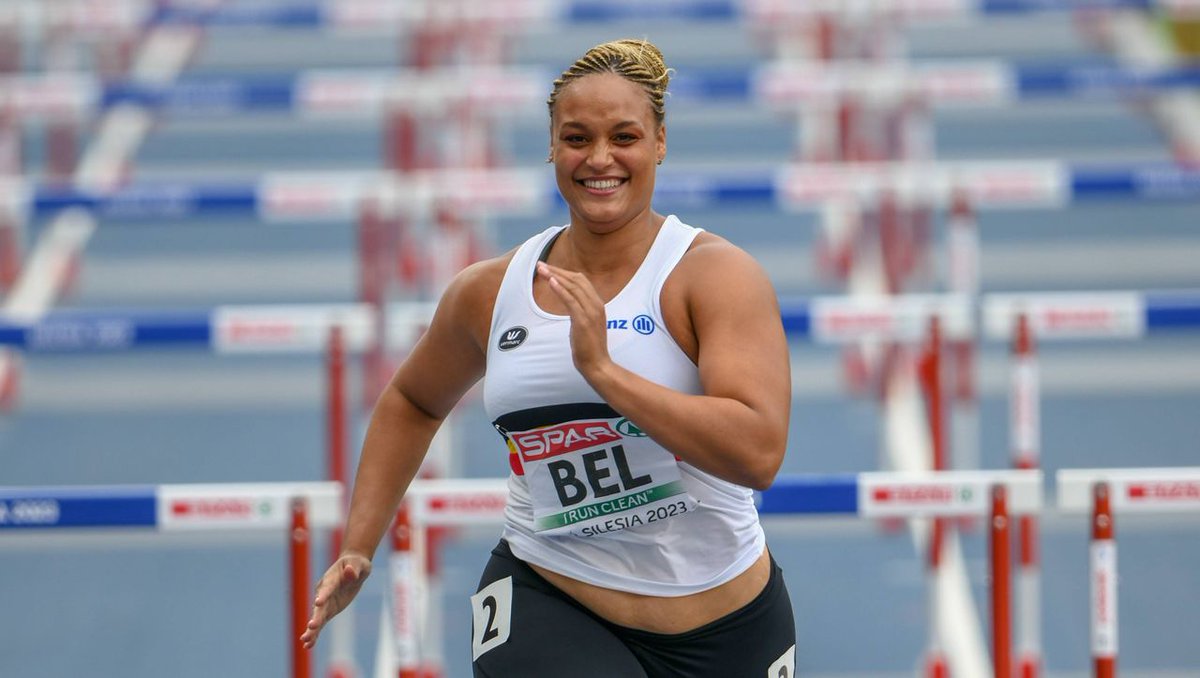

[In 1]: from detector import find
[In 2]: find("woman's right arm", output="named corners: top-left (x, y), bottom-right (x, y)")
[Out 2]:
top-left (301, 256), bottom-right (502, 648)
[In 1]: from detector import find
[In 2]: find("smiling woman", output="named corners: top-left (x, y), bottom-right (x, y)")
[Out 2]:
top-left (547, 40), bottom-right (669, 234)
top-left (549, 70), bottom-right (664, 235)
top-left (302, 38), bottom-right (797, 678)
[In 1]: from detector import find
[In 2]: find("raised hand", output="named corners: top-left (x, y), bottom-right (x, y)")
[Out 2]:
top-left (536, 260), bottom-right (611, 378)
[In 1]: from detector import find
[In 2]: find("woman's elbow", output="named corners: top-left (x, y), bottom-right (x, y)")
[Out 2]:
top-left (745, 467), bottom-right (781, 492)
top-left (742, 444), bottom-right (786, 491)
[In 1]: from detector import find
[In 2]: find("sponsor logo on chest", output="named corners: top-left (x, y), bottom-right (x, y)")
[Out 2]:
top-left (606, 314), bottom-right (656, 335)
top-left (511, 420), bottom-right (621, 462)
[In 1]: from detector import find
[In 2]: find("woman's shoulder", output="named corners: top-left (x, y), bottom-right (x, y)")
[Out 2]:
top-left (680, 230), bottom-right (764, 274)
top-left (448, 223), bottom-right (563, 304)
top-left (669, 229), bottom-right (776, 303)
top-left (428, 248), bottom-right (520, 348)
top-left (442, 247), bottom-right (518, 311)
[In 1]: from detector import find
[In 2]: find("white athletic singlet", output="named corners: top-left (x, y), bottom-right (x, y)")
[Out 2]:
top-left (483, 215), bottom-right (766, 597)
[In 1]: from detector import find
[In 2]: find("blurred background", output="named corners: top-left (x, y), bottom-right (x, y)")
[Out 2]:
top-left (1, 1), bottom-right (1199, 677)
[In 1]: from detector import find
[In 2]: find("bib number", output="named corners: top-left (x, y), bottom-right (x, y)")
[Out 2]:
top-left (768, 644), bottom-right (796, 677)
top-left (504, 413), bottom-right (698, 537)
top-left (531, 442), bottom-right (696, 536)
top-left (471, 576), bottom-right (513, 661)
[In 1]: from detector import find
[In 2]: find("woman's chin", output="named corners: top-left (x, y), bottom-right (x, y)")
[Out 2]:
top-left (572, 205), bottom-right (627, 228)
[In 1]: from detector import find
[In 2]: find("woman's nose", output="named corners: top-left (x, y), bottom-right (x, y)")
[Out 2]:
top-left (587, 142), bottom-right (612, 168)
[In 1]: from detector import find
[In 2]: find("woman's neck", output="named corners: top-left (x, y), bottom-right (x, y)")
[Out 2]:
top-left (560, 211), bottom-right (665, 276)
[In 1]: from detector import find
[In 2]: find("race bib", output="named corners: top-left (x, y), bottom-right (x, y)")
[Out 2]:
top-left (495, 403), bottom-right (697, 537)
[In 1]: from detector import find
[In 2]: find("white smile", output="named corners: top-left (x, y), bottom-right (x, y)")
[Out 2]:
top-left (581, 178), bottom-right (624, 190)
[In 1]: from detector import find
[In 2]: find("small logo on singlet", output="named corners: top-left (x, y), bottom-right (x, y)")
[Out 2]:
top-left (616, 418), bottom-right (647, 437)
top-left (497, 326), bottom-right (528, 351)
top-left (632, 315), bottom-right (655, 335)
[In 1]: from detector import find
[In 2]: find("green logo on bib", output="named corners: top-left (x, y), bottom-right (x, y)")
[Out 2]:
top-left (615, 418), bottom-right (646, 437)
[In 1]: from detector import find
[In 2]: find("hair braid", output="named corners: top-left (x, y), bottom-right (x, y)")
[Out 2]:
top-left (548, 38), bottom-right (672, 126)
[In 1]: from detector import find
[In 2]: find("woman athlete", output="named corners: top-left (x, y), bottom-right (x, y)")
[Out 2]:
top-left (302, 38), bottom-right (796, 677)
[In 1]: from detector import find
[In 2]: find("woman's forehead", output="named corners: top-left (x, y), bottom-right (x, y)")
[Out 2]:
top-left (552, 73), bottom-right (654, 123)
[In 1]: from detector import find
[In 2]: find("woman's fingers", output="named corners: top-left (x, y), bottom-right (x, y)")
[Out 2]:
top-left (536, 261), bottom-right (613, 375)
top-left (301, 574), bottom-right (338, 647)
top-left (537, 262), bottom-right (603, 315)
top-left (301, 555), bottom-right (371, 649)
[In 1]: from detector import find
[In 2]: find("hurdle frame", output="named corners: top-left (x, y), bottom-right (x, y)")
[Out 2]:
top-left (1057, 467), bottom-right (1200, 678)
top-left (0, 481), bottom-right (343, 678)
top-left (391, 470), bottom-right (1042, 678)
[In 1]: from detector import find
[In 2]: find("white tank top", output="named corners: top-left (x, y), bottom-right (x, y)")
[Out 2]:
top-left (483, 215), bottom-right (766, 597)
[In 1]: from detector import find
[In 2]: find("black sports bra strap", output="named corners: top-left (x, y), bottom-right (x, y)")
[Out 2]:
top-left (533, 228), bottom-right (565, 280)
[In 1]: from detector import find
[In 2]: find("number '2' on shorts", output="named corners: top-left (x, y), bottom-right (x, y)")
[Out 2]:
top-left (470, 539), bottom-right (797, 678)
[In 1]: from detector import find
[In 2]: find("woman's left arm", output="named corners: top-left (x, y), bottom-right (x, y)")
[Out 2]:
top-left (537, 240), bottom-right (790, 490)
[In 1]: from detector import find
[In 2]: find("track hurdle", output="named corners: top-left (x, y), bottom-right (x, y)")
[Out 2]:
top-left (388, 470), bottom-right (1041, 678)
top-left (0, 2), bottom-right (205, 410)
top-left (8, 0), bottom-right (1200, 39)
top-left (1, 289), bottom-right (1198, 356)
top-left (0, 160), bottom-right (1195, 233)
top-left (744, 0), bottom-right (1200, 25)
top-left (6, 61), bottom-right (1200, 123)
top-left (0, 481), bottom-right (342, 678)
top-left (293, 496), bottom-right (315, 678)
top-left (1057, 467), bottom-right (1200, 678)
top-left (1010, 313), bottom-right (1043, 678)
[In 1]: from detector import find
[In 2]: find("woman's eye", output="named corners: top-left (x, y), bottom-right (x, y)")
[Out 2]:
top-left (564, 135), bottom-right (587, 144)
top-left (614, 134), bottom-right (637, 143)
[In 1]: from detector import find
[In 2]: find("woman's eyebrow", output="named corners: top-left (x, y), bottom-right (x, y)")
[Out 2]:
top-left (558, 120), bottom-right (642, 132)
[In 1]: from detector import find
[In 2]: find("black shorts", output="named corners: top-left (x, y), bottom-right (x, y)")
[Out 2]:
top-left (470, 540), bottom-right (797, 678)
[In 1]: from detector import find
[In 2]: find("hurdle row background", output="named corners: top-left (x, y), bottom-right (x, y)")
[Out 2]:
top-left (2, 469), bottom-right (1198, 677)
top-left (2, 5), bottom-right (1200, 676)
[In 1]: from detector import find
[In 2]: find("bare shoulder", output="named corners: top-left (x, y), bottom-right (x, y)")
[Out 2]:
top-left (443, 249), bottom-right (513, 309)
top-left (683, 231), bottom-right (760, 265)
top-left (434, 248), bottom-right (517, 349)
top-left (660, 230), bottom-right (780, 359)
top-left (673, 231), bottom-right (776, 300)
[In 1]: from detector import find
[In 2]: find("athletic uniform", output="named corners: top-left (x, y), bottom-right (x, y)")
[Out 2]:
top-left (472, 216), bottom-right (796, 677)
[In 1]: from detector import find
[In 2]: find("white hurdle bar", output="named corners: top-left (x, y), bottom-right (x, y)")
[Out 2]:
top-left (390, 471), bottom-right (1041, 678)
top-left (6, 0), bottom-right (1200, 37)
top-left (0, 481), bottom-right (343, 531)
top-left (1057, 468), bottom-right (1200, 514)
top-left (3, 288), bottom-right (1199, 354)
top-left (0, 481), bottom-right (343, 678)
top-left (1057, 468), bottom-right (1200, 678)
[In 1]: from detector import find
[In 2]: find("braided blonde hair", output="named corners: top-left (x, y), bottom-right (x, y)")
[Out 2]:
top-left (547, 38), bottom-right (672, 127)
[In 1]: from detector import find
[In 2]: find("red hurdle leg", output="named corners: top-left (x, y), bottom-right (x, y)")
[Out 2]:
top-left (1092, 483), bottom-right (1116, 678)
top-left (392, 505), bottom-right (421, 678)
top-left (925, 516), bottom-right (949, 678)
top-left (291, 498), bottom-right (313, 678)
top-left (991, 486), bottom-right (1012, 678)
top-left (1011, 313), bottom-right (1042, 678)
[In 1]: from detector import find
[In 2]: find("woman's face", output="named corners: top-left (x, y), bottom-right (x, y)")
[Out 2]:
top-left (549, 72), bottom-right (665, 233)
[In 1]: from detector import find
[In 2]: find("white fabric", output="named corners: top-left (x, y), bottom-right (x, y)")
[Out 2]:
top-left (483, 216), bottom-right (766, 597)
